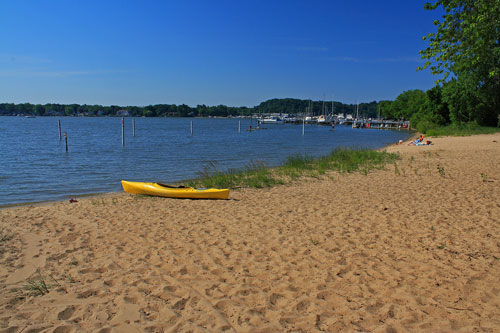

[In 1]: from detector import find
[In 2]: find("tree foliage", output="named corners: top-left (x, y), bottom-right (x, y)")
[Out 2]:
top-left (419, 0), bottom-right (500, 126)
top-left (0, 102), bottom-right (252, 117)
top-left (382, 90), bottom-right (427, 120)
top-left (379, 87), bottom-right (453, 133)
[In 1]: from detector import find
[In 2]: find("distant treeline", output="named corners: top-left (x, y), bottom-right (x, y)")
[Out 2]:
top-left (0, 99), bottom-right (382, 118)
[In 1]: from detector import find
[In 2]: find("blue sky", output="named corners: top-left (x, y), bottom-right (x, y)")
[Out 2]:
top-left (0, 1), bottom-right (441, 107)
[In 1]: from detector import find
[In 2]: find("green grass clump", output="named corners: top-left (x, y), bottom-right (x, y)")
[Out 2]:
top-left (189, 148), bottom-right (400, 189)
top-left (24, 278), bottom-right (50, 296)
top-left (437, 164), bottom-right (446, 177)
top-left (425, 122), bottom-right (500, 137)
top-left (22, 269), bottom-right (65, 296)
top-left (481, 173), bottom-right (490, 183)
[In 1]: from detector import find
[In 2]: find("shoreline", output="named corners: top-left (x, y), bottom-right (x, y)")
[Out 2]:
top-left (1, 133), bottom-right (499, 331)
top-left (1, 133), bottom-right (417, 209)
top-left (0, 191), bottom-right (123, 211)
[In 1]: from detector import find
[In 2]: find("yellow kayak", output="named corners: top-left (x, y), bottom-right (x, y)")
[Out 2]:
top-left (121, 180), bottom-right (229, 200)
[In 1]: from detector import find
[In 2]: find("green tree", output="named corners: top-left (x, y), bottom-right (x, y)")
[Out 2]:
top-left (378, 100), bottom-right (393, 119)
top-left (65, 104), bottom-right (77, 116)
top-left (390, 90), bottom-right (427, 120)
top-left (425, 85), bottom-right (450, 125)
top-left (143, 105), bottom-right (156, 117)
top-left (419, 0), bottom-right (500, 126)
top-left (177, 104), bottom-right (192, 117)
top-left (442, 78), bottom-right (484, 123)
top-left (409, 85), bottom-right (451, 132)
top-left (34, 104), bottom-right (45, 116)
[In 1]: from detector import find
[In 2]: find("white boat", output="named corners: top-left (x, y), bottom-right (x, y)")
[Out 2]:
top-left (352, 102), bottom-right (360, 128)
top-left (259, 116), bottom-right (282, 124)
top-left (282, 116), bottom-right (297, 123)
top-left (316, 115), bottom-right (327, 124)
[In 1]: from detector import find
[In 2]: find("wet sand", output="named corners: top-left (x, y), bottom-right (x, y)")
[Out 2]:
top-left (1, 133), bottom-right (499, 332)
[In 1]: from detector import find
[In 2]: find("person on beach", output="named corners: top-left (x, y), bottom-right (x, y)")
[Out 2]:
top-left (408, 135), bottom-right (424, 145)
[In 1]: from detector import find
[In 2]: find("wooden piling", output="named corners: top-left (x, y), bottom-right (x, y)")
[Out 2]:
top-left (58, 119), bottom-right (62, 140)
top-left (64, 133), bottom-right (68, 152)
top-left (238, 119), bottom-right (241, 133)
top-left (122, 117), bottom-right (125, 146)
top-left (302, 118), bottom-right (305, 136)
top-left (190, 120), bottom-right (193, 136)
top-left (133, 119), bottom-right (136, 137)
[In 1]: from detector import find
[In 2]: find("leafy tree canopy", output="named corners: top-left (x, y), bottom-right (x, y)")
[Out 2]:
top-left (419, 0), bottom-right (500, 82)
top-left (419, 0), bottom-right (500, 126)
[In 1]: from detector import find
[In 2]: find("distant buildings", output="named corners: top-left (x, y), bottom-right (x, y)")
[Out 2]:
top-left (45, 110), bottom-right (65, 116)
top-left (116, 110), bottom-right (131, 117)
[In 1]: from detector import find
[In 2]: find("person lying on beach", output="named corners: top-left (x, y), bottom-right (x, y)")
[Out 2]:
top-left (408, 135), bottom-right (424, 145)
top-left (416, 140), bottom-right (432, 146)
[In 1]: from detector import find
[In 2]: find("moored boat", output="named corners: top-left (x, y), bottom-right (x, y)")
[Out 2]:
top-left (259, 116), bottom-right (282, 124)
top-left (121, 180), bottom-right (229, 199)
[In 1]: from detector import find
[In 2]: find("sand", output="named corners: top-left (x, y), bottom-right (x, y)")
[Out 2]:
top-left (1, 133), bottom-right (499, 332)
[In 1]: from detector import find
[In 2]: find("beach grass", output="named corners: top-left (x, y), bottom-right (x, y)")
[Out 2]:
top-left (24, 277), bottom-right (50, 296)
top-left (188, 148), bottom-right (400, 189)
top-left (22, 269), bottom-right (66, 296)
top-left (425, 123), bottom-right (500, 137)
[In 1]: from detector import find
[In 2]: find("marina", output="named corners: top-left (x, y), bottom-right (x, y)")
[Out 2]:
top-left (254, 113), bottom-right (410, 129)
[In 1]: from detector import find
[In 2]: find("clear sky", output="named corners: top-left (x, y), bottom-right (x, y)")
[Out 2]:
top-left (0, 0), bottom-right (442, 107)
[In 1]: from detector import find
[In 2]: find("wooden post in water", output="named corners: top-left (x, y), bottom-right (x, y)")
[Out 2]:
top-left (133, 119), bottom-right (136, 137)
top-left (122, 117), bottom-right (125, 146)
top-left (190, 120), bottom-right (193, 136)
top-left (64, 133), bottom-right (68, 152)
top-left (238, 119), bottom-right (241, 133)
top-left (302, 118), bottom-right (305, 136)
top-left (58, 119), bottom-right (62, 140)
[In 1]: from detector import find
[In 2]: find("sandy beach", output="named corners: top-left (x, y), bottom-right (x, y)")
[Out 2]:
top-left (1, 133), bottom-right (499, 332)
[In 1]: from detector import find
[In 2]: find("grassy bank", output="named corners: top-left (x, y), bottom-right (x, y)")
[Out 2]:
top-left (425, 123), bottom-right (500, 137)
top-left (188, 148), bottom-right (400, 189)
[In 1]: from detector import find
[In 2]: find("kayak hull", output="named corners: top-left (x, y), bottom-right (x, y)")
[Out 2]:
top-left (121, 180), bottom-right (229, 200)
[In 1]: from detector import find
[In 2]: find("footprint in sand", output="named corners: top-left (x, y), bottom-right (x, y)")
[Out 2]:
top-left (269, 293), bottom-right (286, 307)
top-left (77, 289), bottom-right (98, 299)
top-left (96, 328), bottom-right (112, 333)
top-left (53, 325), bottom-right (75, 333)
top-left (172, 297), bottom-right (189, 311)
top-left (295, 300), bottom-right (310, 312)
top-left (57, 305), bottom-right (76, 320)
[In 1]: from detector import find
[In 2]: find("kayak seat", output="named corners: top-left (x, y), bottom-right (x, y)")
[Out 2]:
top-left (156, 183), bottom-right (187, 189)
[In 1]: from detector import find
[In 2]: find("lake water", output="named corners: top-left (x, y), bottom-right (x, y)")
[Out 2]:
top-left (0, 116), bottom-right (411, 206)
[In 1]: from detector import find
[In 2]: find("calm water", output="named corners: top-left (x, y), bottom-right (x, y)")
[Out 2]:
top-left (0, 116), bottom-right (411, 206)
